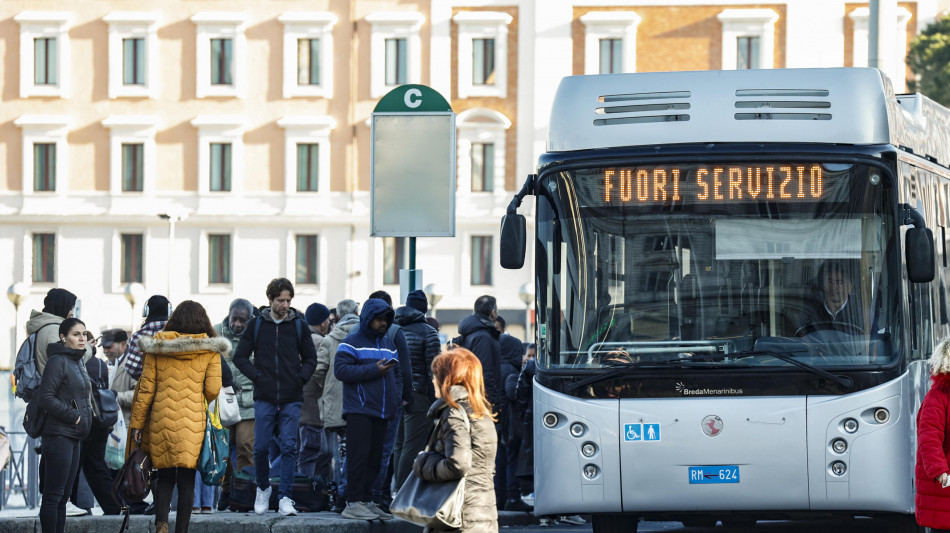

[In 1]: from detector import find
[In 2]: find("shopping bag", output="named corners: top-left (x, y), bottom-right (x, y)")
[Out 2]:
top-left (197, 400), bottom-right (229, 486)
top-left (210, 385), bottom-right (241, 427)
top-left (105, 416), bottom-right (127, 470)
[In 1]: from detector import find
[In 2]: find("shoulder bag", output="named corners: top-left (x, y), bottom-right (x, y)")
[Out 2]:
top-left (198, 399), bottom-right (230, 486)
top-left (390, 408), bottom-right (469, 529)
top-left (22, 393), bottom-right (47, 439)
top-left (92, 363), bottom-right (119, 429)
top-left (211, 385), bottom-right (241, 427)
top-left (112, 441), bottom-right (152, 533)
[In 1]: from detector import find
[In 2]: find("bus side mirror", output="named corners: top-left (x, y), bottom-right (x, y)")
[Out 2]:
top-left (906, 227), bottom-right (935, 283)
top-left (500, 214), bottom-right (526, 269)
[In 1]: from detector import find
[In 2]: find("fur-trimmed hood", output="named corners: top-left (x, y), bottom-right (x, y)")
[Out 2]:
top-left (139, 331), bottom-right (231, 359)
top-left (932, 340), bottom-right (950, 376)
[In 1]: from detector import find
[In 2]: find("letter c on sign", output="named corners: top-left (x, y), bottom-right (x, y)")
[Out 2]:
top-left (404, 88), bottom-right (422, 109)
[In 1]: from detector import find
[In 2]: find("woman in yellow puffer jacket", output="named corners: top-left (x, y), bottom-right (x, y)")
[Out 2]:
top-left (129, 300), bottom-right (226, 533)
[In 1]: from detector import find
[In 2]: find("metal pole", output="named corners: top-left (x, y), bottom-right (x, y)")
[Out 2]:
top-left (409, 237), bottom-right (417, 291)
top-left (167, 218), bottom-right (175, 300)
top-left (868, 0), bottom-right (896, 72)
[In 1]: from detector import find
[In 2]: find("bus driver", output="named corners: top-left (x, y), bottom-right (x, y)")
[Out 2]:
top-left (797, 261), bottom-right (865, 336)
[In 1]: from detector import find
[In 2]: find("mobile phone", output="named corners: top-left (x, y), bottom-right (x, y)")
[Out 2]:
top-left (382, 358), bottom-right (398, 366)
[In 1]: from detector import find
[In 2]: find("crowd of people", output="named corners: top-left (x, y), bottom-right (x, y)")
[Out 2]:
top-left (22, 279), bottom-right (546, 532)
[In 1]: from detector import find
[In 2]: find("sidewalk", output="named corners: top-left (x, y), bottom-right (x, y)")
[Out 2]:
top-left (0, 509), bottom-right (537, 532)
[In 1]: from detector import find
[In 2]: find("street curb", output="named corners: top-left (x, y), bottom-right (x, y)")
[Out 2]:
top-left (0, 510), bottom-right (536, 531)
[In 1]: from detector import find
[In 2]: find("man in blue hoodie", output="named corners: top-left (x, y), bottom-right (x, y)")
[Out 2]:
top-left (334, 298), bottom-right (402, 521)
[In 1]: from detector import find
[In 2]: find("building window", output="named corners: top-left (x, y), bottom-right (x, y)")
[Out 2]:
top-left (383, 237), bottom-right (407, 285)
top-left (32, 233), bottom-right (55, 283)
top-left (123, 38), bottom-right (145, 85)
top-left (16, 12), bottom-right (70, 98)
top-left (192, 115), bottom-right (244, 195)
top-left (296, 143), bottom-right (319, 192)
top-left (34, 38), bottom-right (57, 85)
top-left (385, 38), bottom-right (407, 86)
top-left (737, 36), bottom-right (760, 69)
top-left (208, 234), bottom-right (231, 284)
top-left (104, 12), bottom-right (159, 99)
top-left (121, 143), bottom-right (144, 192)
top-left (580, 11), bottom-right (641, 75)
top-left (600, 38), bottom-right (622, 74)
top-left (209, 143), bottom-right (232, 192)
top-left (295, 235), bottom-right (319, 285)
top-left (471, 142), bottom-right (494, 192)
top-left (454, 11), bottom-right (511, 98)
top-left (121, 233), bottom-right (143, 283)
top-left (367, 11), bottom-right (424, 98)
top-left (717, 9), bottom-right (778, 70)
top-left (33, 143), bottom-right (56, 192)
top-left (279, 12), bottom-right (337, 98)
top-left (471, 236), bottom-right (493, 286)
top-left (192, 13), bottom-right (246, 98)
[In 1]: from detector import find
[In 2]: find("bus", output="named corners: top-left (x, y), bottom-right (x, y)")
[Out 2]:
top-left (499, 68), bottom-right (946, 532)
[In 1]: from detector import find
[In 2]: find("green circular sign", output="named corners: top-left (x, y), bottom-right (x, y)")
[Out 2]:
top-left (374, 84), bottom-right (452, 113)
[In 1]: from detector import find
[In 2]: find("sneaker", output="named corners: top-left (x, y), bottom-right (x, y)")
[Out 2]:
top-left (368, 501), bottom-right (394, 520)
top-left (254, 486), bottom-right (272, 515)
top-left (539, 517), bottom-right (555, 527)
top-left (201, 507), bottom-right (213, 514)
top-left (278, 497), bottom-right (297, 516)
top-left (504, 498), bottom-right (533, 512)
top-left (560, 514), bottom-right (587, 525)
top-left (341, 501), bottom-right (378, 520)
top-left (65, 502), bottom-right (88, 517)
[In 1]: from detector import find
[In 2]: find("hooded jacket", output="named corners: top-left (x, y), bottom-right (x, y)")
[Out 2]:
top-left (27, 310), bottom-right (78, 376)
top-left (313, 313), bottom-right (360, 429)
top-left (334, 298), bottom-right (402, 420)
top-left (413, 386), bottom-right (498, 532)
top-left (394, 305), bottom-right (441, 401)
top-left (916, 374), bottom-right (950, 528)
top-left (129, 332), bottom-right (225, 469)
top-left (457, 313), bottom-right (502, 410)
top-left (38, 342), bottom-right (93, 440)
top-left (232, 307), bottom-right (317, 405)
top-left (215, 317), bottom-right (256, 420)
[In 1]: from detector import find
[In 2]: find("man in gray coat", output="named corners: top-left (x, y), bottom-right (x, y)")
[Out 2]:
top-left (311, 299), bottom-right (360, 512)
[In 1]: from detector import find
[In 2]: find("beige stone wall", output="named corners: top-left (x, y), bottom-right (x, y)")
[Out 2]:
top-left (572, 4), bottom-right (788, 74)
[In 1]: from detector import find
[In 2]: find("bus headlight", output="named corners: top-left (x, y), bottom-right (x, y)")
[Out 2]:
top-left (543, 413), bottom-right (559, 428)
top-left (583, 464), bottom-right (598, 479)
top-left (831, 461), bottom-right (847, 476)
top-left (832, 438), bottom-right (848, 454)
top-left (843, 418), bottom-right (859, 433)
top-left (873, 408), bottom-right (890, 424)
top-left (570, 423), bottom-right (586, 437)
top-left (582, 442), bottom-right (597, 457)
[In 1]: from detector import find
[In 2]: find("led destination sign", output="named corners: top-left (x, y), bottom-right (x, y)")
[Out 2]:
top-left (601, 164), bottom-right (825, 205)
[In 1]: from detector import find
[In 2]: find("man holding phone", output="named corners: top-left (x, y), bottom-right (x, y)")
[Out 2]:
top-left (333, 298), bottom-right (403, 521)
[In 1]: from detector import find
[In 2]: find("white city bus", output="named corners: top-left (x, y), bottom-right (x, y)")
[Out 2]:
top-left (500, 68), bottom-right (948, 532)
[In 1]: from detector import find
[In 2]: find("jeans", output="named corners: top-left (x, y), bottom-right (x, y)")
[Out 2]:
top-left (193, 471), bottom-right (215, 508)
top-left (297, 424), bottom-right (332, 479)
top-left (154, 468), bottom-right (196, 533)
top-left (324, 427), bottom-right (345, 498)
top-left (39, 435), bottom-right (81, 533)
top-left (394, 392), bottom-right (434, 491)
top-left (345, 414), bottom-right (387, 503)
top-left (253, 400), bottom-right (301, 499)
top-left (372, 408), bottom-right (402, 502)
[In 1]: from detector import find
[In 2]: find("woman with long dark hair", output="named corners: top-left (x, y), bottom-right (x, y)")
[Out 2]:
top-left (413, 348), bottom-right (498, 532)
top-left (129, 300), bottom-right (225, 533)
top-left (37, 317), bottom-right (93, 533)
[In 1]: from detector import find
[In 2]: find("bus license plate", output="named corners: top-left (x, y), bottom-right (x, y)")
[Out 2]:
top-left (688, 465), bottom-right (740, 484)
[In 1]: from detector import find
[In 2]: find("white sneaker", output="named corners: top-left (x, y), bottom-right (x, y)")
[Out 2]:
top-left (368, 502), bottom-right (393, 520)
top-left (560, 514), bottom-right (587, 525)
top-left (254, 486), bottom-right (272, 515)
top-left (340, 501), bottom-right (378, 520)
top-left (278, 497), bottom-right (297, 516)
top-left (65, 501), bottom-right (88, 517)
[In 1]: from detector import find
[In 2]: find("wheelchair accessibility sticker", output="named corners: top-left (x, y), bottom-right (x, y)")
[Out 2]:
top-left (624, 423), bottom-right (661, 442)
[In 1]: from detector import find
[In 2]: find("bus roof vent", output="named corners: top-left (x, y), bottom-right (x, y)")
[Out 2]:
top-left (734, 88), bottom-right (832, 121)
top-left (594, 91), bottom-right (691, 126)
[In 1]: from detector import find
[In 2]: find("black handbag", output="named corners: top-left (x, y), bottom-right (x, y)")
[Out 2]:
top-left (390, 409), bottom-right (469, 529)
top-left (22, 395), bottom-right (46, 439)
top-left (91, 361), bottom-right (119, 429)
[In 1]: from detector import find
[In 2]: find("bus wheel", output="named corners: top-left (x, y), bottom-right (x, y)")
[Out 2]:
top-left (591, 514), bottom-right (639, 533)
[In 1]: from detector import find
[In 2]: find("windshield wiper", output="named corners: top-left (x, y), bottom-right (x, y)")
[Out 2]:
top-left (731, 350), bottom-right (854, 388)
top-left (565, 357), bottom-right (707, 392)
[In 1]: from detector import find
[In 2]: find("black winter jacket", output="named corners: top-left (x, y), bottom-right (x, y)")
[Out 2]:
top-left (456, 314), bottom-right (502, 410)
top-left (394, 306), bottom-right (441, 401)
top-left (39, 343), bottom-right (93, 440)
top-left (232, 307), bottom-right (317, 405)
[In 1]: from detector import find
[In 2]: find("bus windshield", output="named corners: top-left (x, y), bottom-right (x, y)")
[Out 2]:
top-left (536, 160), bottom-right (899, 370)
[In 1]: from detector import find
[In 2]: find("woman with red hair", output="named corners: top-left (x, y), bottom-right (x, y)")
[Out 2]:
top-left (413, 348), bottom-right (498, 532)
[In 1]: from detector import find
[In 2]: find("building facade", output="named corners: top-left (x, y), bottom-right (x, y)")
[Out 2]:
top-left (0, 0), bottom-right (938, 367)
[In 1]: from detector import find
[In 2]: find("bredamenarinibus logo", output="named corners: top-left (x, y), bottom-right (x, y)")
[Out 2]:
top-left (675, 382), bottom-right (743, 396)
